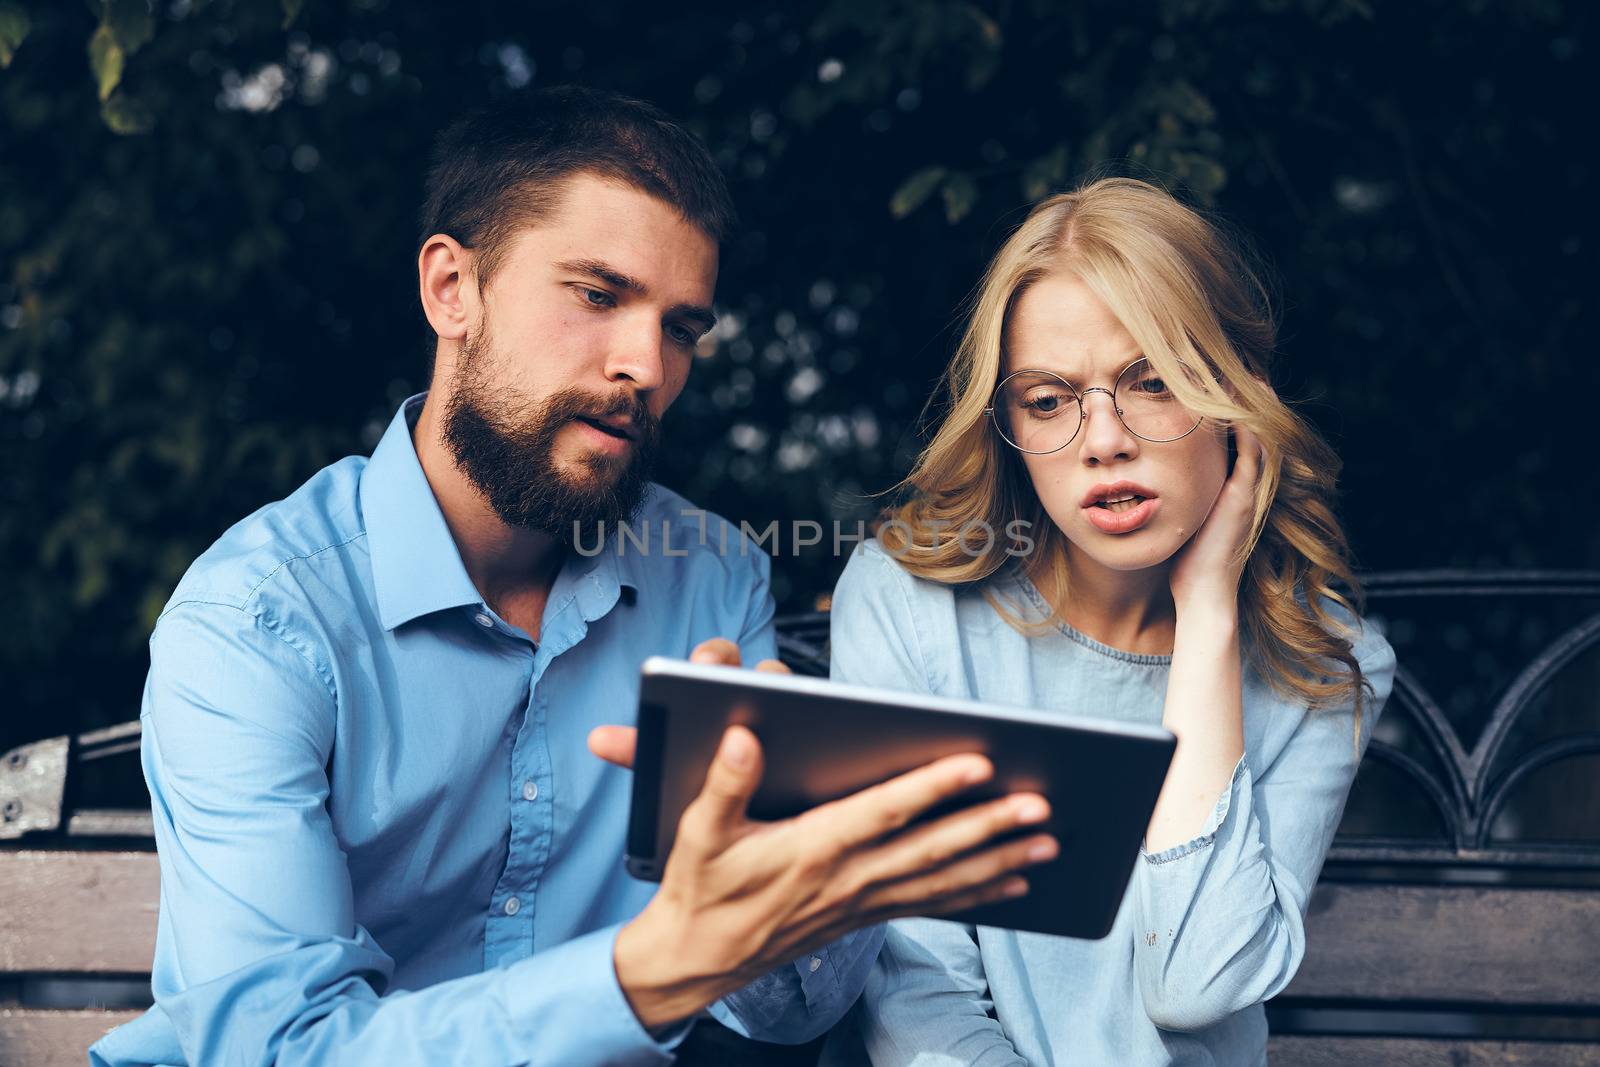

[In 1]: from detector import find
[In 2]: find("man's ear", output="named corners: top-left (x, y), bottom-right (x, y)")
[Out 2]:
top-left (418, 234), bottom-right (474, 343)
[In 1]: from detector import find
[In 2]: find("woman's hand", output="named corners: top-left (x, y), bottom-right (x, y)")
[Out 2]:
top-left (1148, 424), bottom-right (1262, 852)
top-left (1167, 425), bottom-right (1266, 620)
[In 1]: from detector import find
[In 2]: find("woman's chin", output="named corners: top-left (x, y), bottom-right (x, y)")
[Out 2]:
top-left (1060, 523), bottom-right (1183, 573)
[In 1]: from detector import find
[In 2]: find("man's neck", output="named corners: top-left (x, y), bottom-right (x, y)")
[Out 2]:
top-left (411, 394), bottom-right (566, 638)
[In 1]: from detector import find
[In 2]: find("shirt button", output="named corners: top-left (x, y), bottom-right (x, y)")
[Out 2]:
top-left (503, 896), bottom-right (521, 916)
top-left (522, 780), bottom-right (539, 802)
top-left (474, 612), bottom-right (494, 628)
top-left (808, 956), bottom-right (822, 973)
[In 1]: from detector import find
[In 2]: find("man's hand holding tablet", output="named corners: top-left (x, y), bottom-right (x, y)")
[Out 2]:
top-left (588, 638), bottom-right (1057, 1032)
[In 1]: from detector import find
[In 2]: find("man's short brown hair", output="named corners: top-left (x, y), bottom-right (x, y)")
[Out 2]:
top-left (420, 85), bottom-right (736, 290)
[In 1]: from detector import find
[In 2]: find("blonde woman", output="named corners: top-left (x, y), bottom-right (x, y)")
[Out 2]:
top-left (824, 178), bottom-right (1396, 1066)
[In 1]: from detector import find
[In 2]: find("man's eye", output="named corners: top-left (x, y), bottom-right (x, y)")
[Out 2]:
top-left (576, 286), bottom-right (615, 307)
top-left (666, 323), bottom-right (697, 346)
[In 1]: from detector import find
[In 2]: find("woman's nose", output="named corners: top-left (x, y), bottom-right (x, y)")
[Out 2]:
top-left (1077, 388), bottom-right (1139, 466)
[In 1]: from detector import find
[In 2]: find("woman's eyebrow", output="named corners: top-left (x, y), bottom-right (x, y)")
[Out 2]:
top-left (1013, 354), bottom-right (1148, 387)
top-left (1008, 365), bottom-right (1084, 388)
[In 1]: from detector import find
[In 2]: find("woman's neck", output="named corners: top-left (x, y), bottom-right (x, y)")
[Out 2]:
top-left (1037, 548), bottom-right (1177, 656)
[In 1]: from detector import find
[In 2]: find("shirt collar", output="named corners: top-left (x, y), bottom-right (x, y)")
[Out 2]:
top-left (360, 395), bottom-right (485, 631)
top-left (359, 394), bottom-right (640, 633)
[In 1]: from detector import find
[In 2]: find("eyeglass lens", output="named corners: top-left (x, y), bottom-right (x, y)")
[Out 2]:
top-left (993, 358), bottom-right (1202, 453)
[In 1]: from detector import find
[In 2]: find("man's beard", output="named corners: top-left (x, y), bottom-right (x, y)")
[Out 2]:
top-left (441, 332), bottom-right (661, 541)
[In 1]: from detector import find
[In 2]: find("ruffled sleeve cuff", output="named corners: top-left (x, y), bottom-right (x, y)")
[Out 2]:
top-left (1139, 755), bottom-right (1249, 866)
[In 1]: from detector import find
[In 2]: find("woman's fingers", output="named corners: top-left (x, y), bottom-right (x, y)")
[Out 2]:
top-left (1231, 424), bottom-right (1265, 490)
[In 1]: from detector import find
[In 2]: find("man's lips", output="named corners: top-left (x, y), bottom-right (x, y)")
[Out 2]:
top-left (575, 414), bottom-right (638, 442)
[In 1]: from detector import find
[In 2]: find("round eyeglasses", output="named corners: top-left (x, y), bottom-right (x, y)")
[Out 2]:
top-left (984, 358), bottom-right (1205, 455)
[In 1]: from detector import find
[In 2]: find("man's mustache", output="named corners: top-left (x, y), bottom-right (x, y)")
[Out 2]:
top-left (556, 390), bottom-right (659, 444)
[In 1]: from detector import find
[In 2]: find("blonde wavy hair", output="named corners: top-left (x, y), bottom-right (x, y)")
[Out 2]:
top-left (881, 177), bottom-right (1370, 721)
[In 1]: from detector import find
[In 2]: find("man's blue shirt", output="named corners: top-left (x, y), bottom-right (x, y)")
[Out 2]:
top-left (90, 396), bottom-right (879, 1066)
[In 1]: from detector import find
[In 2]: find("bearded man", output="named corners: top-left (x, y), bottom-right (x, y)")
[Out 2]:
top-left (91, 86), bottom-right (1047, 1067)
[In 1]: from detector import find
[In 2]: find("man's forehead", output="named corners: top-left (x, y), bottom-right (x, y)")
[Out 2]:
top-left (524, 172), bottom-right (714, 248)
top-left (499, 177), bottom-right (718, 295)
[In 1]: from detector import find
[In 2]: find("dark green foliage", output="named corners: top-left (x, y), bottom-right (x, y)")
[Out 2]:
top-left (0, 0), bottom-right (1591, 747)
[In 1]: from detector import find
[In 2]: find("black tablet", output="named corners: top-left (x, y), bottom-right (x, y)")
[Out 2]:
top-left (626, 657), bottom-right (1176, 940)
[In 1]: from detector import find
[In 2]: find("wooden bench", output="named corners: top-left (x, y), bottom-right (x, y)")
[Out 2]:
top-left (5, 571), bottom-right (1599, 1065)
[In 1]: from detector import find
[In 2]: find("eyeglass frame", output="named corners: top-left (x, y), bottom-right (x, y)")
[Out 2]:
top-left (982, 357), bottom-right (1208, 455)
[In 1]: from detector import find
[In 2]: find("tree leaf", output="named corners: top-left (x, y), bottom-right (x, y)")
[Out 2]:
top-left (962, 6), bottom-right (1004, 91)
top-left (941, 172), bottom-right (979, 223)
top-left (104, 0), bottom-right (153, 56)
top-left (101, 91), bottom-right (154, 134)
top-left (0, 2), bottom-right (30, 69)
top-left (282, 0), bottom-right (304, 29)
top-left (889, 165), bottom-right (947, 218)
top-left (1021, 144), bottom-right (1070, 201)
top-left (1169, 151), bottom-right (1227, 199)
top-left (88, 24), bottom-right (124, 101)
top-left (965, 48), bottom-right (1001, 91)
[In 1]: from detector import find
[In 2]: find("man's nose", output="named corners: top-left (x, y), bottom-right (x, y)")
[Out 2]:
top-left (1078, 388), bottom-right (1139, 466)
top-left (604, 314), bottom-right (667, 392)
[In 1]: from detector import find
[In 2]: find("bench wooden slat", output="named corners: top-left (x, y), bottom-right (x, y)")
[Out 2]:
top-left (7, 855), bottom-right (1600, 1051)
top-left (1267, 1036), bottom-right (1600, 1065)
top-left (0, 852), bottom-right (158, 974)
top-left (1283, 883), bottom-right (1600, 1008)
top-left (6, 854), bottom-right (1600, 1009)
top-left (0, 1008), bottom-right (142, 1067)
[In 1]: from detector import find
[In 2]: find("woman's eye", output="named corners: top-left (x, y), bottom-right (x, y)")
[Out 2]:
top-left (1131, 376), bottom-right (1168, 395)
top-left (1022, 392), bottom-right (1068, 415)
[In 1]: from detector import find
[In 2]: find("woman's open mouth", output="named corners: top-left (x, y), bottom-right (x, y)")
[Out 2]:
top-left (1094, 493), bottom-right (1145, 513)
top-left (1081, 482), bottom-right (1161, 534)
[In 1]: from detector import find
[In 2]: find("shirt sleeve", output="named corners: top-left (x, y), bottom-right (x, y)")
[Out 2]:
top-left (827, 544), bottom-right (1026, 1064)
top-left (124, 600), bottom-right (680, 1067)
top-left (854, 920), bottom-right (1027, 1067)
top-left (828, 542), bottom-right (936, 695)
top-left (709, 542), bottom-right (886, 1043)
top-left (733, 532), bottom-right (780, 666)
top-left (1129, 620), bottom-right (1398, 1032)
